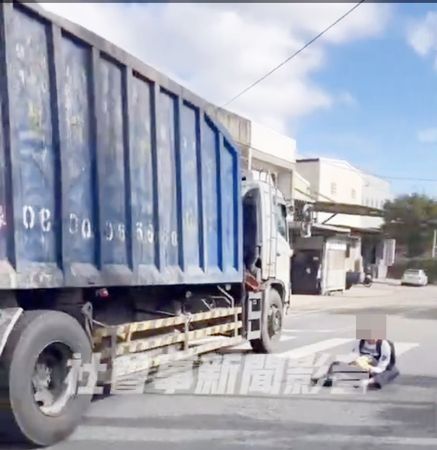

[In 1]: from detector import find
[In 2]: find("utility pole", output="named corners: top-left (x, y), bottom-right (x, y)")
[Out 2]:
top-left (432, 229), bottom-right (437, 259)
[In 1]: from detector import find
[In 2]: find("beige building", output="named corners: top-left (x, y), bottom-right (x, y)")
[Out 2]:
top-left (296, 157), bottom-right (391, 230)
top-left (296, 158), bottom-right (364, 228)
top-left (361, 173), bottom-right (393, 229)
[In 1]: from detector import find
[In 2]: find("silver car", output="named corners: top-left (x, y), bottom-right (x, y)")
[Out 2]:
top-left (401, 269), bottom-right (428, 286)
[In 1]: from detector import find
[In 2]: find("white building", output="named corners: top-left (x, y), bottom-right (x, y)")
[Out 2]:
top-left (293, 171), bottom-right (313, 202)
top-left (296, 158), bottom-right (391, 229)
top-left (361, 173), bottom-right (393, 229)
top-left (213, 108), bottom-right (297, 201)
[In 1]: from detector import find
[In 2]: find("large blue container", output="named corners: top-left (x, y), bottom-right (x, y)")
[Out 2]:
top-left (0, 2), bottom-right (242, 289)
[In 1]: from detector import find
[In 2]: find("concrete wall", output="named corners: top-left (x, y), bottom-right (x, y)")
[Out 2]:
top-left (250, 122), bottom-right (296, 167)
top-left (318, 159), bottom-right (363, 205)
top-left (318, 159), bottom-right (363, 228)
top-left (361, 173), bottom-right (392, 229)
top-left (296, 158), bottom-right (392, 230)
top-left (295, 160), bottom-right (320, 199)
top-left (345, 237), bottom-right (363, 273)
top-left (213, 107), bottom-right (251, 170)
top-left (214, 108), bottom-right (297, 201)
top-left (297, 159), bottom-right (362, 228)
top-left (293, 171), bottom-right (314, 202)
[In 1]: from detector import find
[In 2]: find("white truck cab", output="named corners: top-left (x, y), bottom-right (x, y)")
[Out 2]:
top-left (242, 171), bottom-right (292, 306)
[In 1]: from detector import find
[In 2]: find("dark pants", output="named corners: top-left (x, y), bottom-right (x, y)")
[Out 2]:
top-left (372, 365), bottom-right (400, 388)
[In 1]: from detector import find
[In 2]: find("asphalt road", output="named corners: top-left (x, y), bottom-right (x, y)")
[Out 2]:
top-left (4, 281), bottom-right (437, 450)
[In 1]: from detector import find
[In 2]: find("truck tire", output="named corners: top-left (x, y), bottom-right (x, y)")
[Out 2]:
top-left (0, 310), bottom-right (93, 446)
top-left (250, 288), bottom-right (283, 353)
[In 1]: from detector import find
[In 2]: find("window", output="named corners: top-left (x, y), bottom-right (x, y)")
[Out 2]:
top-left (276, 204), bottom-right (287, 239)
top-left (351, 189), bottom-right (356, 200)
top-left (330, 182), bottom-right (337, 195)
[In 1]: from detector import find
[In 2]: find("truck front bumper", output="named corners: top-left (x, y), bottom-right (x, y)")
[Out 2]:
top-left (0, 307), bottom-right (23, 358)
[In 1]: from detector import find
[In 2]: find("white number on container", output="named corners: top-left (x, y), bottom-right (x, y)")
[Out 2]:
top-left (105, 221), bottom-right (114, 241)
top-left (147, 224), bottom-right (154, 244)
top-left (23, 206), bottom-right (52, 233)
top-left (23, 206), bottom-right (35, 230)
top-left (40, 208), bottom-right (51, 232)
top-left (118, 224), bottom-right (126, 242)
top-left (136, 222), bottom-right (144, 242)
top-left (82, 218), bottom-right (92, 239)
top-left (69, 213), bottom-right (79, 234)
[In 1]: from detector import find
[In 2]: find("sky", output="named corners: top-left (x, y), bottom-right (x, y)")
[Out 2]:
top-left (40, 2), bottom-right (437, 197)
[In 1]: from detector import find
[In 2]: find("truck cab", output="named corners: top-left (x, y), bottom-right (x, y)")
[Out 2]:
top-left (243, 170), bottom-right (292, 309)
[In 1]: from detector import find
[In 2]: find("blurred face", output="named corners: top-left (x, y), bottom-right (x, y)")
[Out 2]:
top-left (356, 314), bottom-right (387, 341)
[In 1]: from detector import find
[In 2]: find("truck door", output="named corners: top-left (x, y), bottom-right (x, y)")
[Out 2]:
top-left (275, 202), bottom-right (292, 303)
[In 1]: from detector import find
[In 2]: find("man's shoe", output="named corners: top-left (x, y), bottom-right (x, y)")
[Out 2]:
top-left (310, 377), bottom-right (319, 386)
top-left (322, 378), bottom-right (333, 387)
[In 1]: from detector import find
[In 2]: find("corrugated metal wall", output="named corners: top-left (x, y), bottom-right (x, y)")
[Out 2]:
top-left (0, 2), bottom-right (242, 289)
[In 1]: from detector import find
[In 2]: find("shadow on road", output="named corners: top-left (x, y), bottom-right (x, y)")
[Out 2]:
top-left (377, 375), bottom-right (437, 435)
top-left (396, 374), bottom-right (437, 390)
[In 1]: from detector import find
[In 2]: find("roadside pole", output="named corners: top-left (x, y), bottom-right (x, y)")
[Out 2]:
top-left (432, 229), bottom-right (437, 259)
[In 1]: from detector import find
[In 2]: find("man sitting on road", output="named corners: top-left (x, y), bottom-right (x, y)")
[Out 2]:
top-left (312, 315), bottom-right (400, 390)
top-left (349, 338), bottom-right (399, 389)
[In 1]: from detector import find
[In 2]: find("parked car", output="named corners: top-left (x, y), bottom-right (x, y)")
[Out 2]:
top-left (401, 269), bottom-right (428, 286)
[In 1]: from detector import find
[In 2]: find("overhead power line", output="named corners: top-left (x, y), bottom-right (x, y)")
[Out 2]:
top-left (222, 0), bottom-right (366, 108)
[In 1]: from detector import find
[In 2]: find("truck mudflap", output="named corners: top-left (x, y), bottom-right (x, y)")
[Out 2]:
top-left (245, 292), bottom-right (263, 341)
top-left (0, 307), bottom-right (23, 358)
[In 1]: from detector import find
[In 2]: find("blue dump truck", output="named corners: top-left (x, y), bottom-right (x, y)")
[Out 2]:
top-left (0, 2), bottom-right (292, 446)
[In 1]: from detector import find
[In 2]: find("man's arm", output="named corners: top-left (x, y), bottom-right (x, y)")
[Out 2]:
top-left (370, 341), bottom-right (391, 374)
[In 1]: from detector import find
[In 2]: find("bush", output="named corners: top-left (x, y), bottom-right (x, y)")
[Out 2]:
top-left (388, 259), bottom-right (437, 284)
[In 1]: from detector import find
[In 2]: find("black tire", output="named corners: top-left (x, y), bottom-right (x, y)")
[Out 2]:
top-left (250, 288), bottom-right (283, 353)
top-left (0, 310), bottom-right (93, 446)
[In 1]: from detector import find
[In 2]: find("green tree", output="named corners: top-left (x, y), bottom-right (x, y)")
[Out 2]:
top-left (383, 194), bottom-right (437, 258)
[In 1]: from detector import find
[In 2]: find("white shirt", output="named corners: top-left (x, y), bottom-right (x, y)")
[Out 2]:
top-left (353, 340), bottom-right (392, 374)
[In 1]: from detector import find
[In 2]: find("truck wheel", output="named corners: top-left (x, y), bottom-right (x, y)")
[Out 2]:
top-left (0, 310), bottom-right (93, 446)
top-left (250, 288), bottom-right (283, 353)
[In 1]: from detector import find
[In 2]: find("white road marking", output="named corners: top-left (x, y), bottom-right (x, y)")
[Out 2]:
top-left (276, 339), bottom-right (419, 363)
top-left (277, 338), bottom-right (354, 360)
top-left (72, 426), bottom-right (266, 442)
top-left (395, 342), bottom-right (419, 356)
top-left (283, 328), bottom-right (353, 334)
top-left (298, 433), bottom-right (437, 447)
top-left (72, 427), bottom-right (437, 447)
top-left (231, 335), bottom-right (296, 350)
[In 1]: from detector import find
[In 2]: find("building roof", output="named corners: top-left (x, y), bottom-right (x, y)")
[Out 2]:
top-left (312, 223), bottom-right (351, 234)
top-left (333, 224), bottom-right (383, 235)
top-left (297, 157), bottom-right (360, 172)
top-left (296, 158), bottom-right (320, 163)
top-left (313, 201), bottom-right (384, 217)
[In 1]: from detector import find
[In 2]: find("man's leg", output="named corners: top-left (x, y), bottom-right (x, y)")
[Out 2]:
top-left (311, 361), bottom-right (339, 386)
top-left (322, 361), bottom-right (338, 387)
top-left (371, 366), bottom-right (400, 389)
